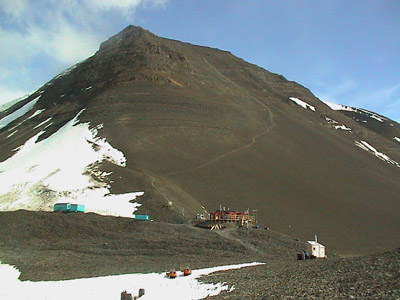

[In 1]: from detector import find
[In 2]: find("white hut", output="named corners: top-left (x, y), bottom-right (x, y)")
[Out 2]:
top-left (307, 235), bottom-right (326, 258)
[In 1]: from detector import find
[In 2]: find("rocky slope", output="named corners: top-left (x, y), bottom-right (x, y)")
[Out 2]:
top-left (0, 26), bottom-right (399, 256)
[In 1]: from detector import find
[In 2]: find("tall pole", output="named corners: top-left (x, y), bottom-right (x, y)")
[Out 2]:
top-left (253, 209), bottom-right (258, 225)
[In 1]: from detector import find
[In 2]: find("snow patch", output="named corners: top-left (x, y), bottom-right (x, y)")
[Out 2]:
top-left (0, 96), bottom-right (41, 129)
top-left (325, 117), bottom-right (338, 124)
top-left (325, 117), bottom-right (352, 132)
top-left (0, 110), bottom-right (143, 217)
top-left (28, 109), bottom-right (45, 120)
top-left (0, 262), bottom-right (263, 300)
top-left (355, 140), bottom-right (400, 167)
top-left (334, 124), bottom-right (352, 131)
top-left (7, 130), bottom-right (18, 138)
top-left (323, 101), bottom-right (356, 112)
top-left (358, 109), bottom-right (387, 123)
top-left (33, 117), bottom-right (52, 129)
top-left (289, 97), bottom-right (315, 111)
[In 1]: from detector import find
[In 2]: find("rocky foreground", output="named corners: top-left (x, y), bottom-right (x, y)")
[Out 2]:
top-left (0, 210), bottom-right (399, 299)
top-left (203, 248), bottom-right (400, 299)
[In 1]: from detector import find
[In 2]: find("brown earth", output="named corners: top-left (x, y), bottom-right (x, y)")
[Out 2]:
top-left (1, 25), bottom-right (399, 257)
top-left (1, 210), bottom-right (399, 299)
top-left (0, 210), bottom-right (305, 281)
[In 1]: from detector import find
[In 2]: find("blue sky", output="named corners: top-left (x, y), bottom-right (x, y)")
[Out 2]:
top-left (1, 0), bottom-right (399, 121)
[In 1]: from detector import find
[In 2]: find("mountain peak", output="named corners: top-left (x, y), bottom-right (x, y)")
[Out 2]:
top-left (98, 25), bottom-right (157, 53)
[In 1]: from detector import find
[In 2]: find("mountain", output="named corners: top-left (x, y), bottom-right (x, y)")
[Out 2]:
top-left (0, 25), bottom-right (399, 256)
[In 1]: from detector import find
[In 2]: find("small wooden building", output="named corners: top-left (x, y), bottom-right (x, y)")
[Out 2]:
top-left (307, 236), bottom-right (326, 258)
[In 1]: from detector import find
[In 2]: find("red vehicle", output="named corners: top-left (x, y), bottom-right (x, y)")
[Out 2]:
top-left (182, 268), bottom-right (192, 276)
top-left (166, 270), bottom-right (177, 279)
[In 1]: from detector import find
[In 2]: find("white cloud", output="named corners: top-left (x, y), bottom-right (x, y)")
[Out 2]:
top-left (314, 78), bottom-right (358, 104)
top-left (0, 0), bottom-right (169, 105)
top-left (0, 0), bottom-right (29, 18)
top-left (87, 0), bottom-right (143, 10)
top-left (0, 86), bottom-right (29, 106)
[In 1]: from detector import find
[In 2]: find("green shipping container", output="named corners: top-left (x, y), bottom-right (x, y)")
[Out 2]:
top-left (53, 203), bottom-right (85, 213)
top-left (132, 214), bottom-right (150, 220)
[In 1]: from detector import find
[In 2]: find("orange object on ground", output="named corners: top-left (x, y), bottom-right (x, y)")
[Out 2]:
top-left (166, 271), bottom-right (177, 279)
top-left (182, 268), bottom-right (192, 276)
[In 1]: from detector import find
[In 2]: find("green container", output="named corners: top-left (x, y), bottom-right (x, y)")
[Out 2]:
top-left (54, 203), bottom-right (85, 213)
top-left (132, 214), bottom-right (150, 220)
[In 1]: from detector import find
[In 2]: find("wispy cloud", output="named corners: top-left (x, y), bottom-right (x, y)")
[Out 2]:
top-left (314, 78), bottom-right (359, 103)
top-left (0, 0), bottom-right (168, 105)
top-left (316, 80), bottom-right (400, 122)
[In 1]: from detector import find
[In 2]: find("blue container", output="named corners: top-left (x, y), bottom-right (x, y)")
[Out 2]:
top-left (132, 214), bottom-right (150, 220)
top-left (53, 203), bottom-right (85, 213)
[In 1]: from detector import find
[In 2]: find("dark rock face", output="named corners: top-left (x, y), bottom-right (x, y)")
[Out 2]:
top-left (1, 25), bottom-right (399, 256)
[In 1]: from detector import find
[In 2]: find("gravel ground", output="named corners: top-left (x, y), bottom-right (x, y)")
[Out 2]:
top-left (202, 248), bottom-right (400, 299)
top-left (0, 210), bottom-right (304, 280)
top-left (1, 210), bottom-right (399, 299)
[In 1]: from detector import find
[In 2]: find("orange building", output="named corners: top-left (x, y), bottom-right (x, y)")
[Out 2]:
top-left (210, 208), bottom-right (253, 223)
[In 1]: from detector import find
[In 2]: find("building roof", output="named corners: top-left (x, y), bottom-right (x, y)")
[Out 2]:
top-left (307, 241), bottom-right (325, 247)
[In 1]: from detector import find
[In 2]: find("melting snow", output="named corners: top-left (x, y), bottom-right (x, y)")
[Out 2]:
top-left (355, 140), bottom-right (400, 168)
top-left (0, 262), bottom-right (262, 300)
top-left (0, 110), bottom-right (143, 217)
top-left (7, 130), bottom-right (18, 138)
top-left (323, 101), bottom-right (356, 112)
top-left (358, 109), bottom-right (387, 123)
top-left (289, 97), bottom-right (315, 111)
top-left (0, 96), bottom-right (41, 129)
top-left (33, 117), bottom-right (52, 129)
top-left (334, 124), bottom-right (352, 131)
top-left (28, 109), bottom-right (45, 120)
top-left (325, 117), bottom-right (352, 131)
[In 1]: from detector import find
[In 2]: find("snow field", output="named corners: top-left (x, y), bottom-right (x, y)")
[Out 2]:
top-left (0, 109), bottom-right (143, 217)
top-left (0, 262), bottom-right (263, 300)
top-left (289, 97), bottom-right (315, 111)
top-left (323, 101), bottom-right (356, 112)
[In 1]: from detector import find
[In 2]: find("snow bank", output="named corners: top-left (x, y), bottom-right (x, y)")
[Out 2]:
top-left (289, 97), bottom-right (315, 111)
top-left (0, 262), bottom-right (262, 300)
top-left (355, 140), bottom-right (400, 167)
top-left (323, 101), bottom-right (356, 112)
top-left (0, 109), bottom-right (143, 217)
top-left (0, 96), bottom-right (41, 129)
